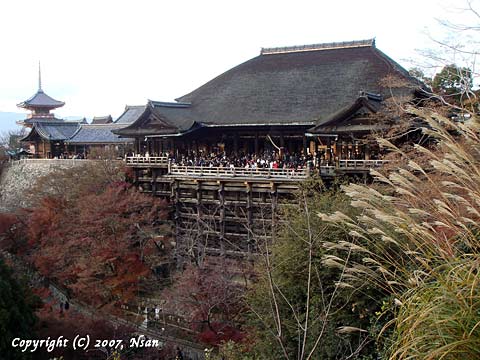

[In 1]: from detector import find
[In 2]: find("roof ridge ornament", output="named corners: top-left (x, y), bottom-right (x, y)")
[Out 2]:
top-left (260, 38), bottom-right (375, 55)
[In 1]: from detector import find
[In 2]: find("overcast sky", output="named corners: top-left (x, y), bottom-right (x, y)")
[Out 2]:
top-left (0, 0), bottom-right (474, 120)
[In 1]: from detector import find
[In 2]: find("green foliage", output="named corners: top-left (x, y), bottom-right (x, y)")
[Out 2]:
top-left (0, 258), bottom-right (39, 360)
top-left (409, 67), bottom-right (432, 86)
top-left (432, 64), bottom-right (473, 101)
top-left (205, 341), bottom-right (255, 360)
top-left (389, 259), bottom-right (480, 359)
top-left (244, 179), bottom-right (384, 359)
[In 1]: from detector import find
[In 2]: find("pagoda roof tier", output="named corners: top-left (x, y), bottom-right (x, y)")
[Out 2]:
top-left (17, 89), bottom-right (65, 110)
top-left (18, 116), bottom-right (64, 126)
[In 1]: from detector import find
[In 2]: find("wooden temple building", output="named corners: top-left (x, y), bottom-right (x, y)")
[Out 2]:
top-left (18, 71), bottom-right (134, 158)
top-left (115, 39), bottom-right (423, 261)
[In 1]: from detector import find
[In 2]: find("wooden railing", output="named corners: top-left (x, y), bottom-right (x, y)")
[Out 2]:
top-left (170, 165), bottom-right (308, 179)
top-left (338, 159), bottom-right (387, 169)
top-left (126, 157), bottom-right (388, 178)
top-left (126, 156), bottom-right (169, 166)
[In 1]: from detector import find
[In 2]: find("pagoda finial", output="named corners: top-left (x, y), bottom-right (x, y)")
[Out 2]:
top-left (38, 61), bottom-right (42, 91)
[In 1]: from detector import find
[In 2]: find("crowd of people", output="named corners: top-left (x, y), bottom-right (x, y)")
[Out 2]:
top-left (167, 150), bottom-right (314, 170)
top-left (133, 147), bottom-right (375, 170)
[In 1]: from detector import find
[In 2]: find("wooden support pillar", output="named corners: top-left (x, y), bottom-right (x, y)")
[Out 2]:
top-left (233, 134), bottom-right (239, 155)
top-left (246, 182), bottom-right (253, 250)
top-left (151, 169), bottom-right (157, 197)
top-left (218, 182), bottom-right (226, 256)
top-left (270, 183), bottom-right (278, 239)
top-left (326, 138), bottom-right (331, 163)
top-left (173, 180), bottom-right (182, 267)
top-left (280, 133), bottom-right (285, 158)
top-left (303, 136), bottom-right (307, 155)
top-left (196, 180), bottom-right (203, 251)
top-left (254, 133), bottom-right (259, 155)
top-left (133, 168), bottom-right (139, 186)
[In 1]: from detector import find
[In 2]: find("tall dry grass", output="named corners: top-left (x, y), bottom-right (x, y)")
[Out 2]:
top-left (320, 107), bottom-right (480, 359)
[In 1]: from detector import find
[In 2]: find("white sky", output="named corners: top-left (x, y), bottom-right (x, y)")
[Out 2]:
top-left (0, 0), bottom-right (474, 120)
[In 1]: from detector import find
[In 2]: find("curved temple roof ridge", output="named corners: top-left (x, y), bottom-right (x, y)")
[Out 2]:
top-left (260, 38), bottom-right (375, 55)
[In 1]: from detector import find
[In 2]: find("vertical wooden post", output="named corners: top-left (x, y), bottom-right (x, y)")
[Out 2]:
top-left (196, 180), bottom-right (203, 255)
top-left (246, 182), bottom-right (253, 250)
top-left (174, 180), bottom-right (182, 267)
top-left (133, 168), bottom-right (139, 186)
top-left (151, 169), bottom-right (157, 197)
top-left (233, 134), bottom-right (239, 155)
top-left (219, 182), bottom-right (226, 256)
top-left (270, 183), bottom-right (278, 240)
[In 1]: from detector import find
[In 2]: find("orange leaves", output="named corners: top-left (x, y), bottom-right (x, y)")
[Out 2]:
top-left (26, 182), bottom-right (168, 308)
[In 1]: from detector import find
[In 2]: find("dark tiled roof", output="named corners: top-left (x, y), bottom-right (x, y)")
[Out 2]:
top-left (113, 101), bottom-right (198, 137)
top-left (115, 39), bottom-right (419, 137)
top-left (91, 115), bottom-right (113, 124)
top-left (150, 102), bottom-right (198, 132)
top-left (21, 122), bottom-right (80, 141)
top-left (176, 40), bottom-right (416, 126)
top-left (309, 93), bottom-right (384, 133)
top-left (17, 89), bottom-right (65, 109)
top-left (114, 105), bottom-right (147, 124)
top-left (67, 124), bottom-right (134, 144)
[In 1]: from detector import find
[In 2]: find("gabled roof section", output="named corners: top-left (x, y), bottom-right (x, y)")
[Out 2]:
top-left (21, 122), bottom-right (79, 142)
top-left (308, 92), bottom-right (385, 134)
top-left (113, 101), bottom-right (197, 137)
top-left (67, 124), bottom-right (134, 144)
top-left (114, 105), bottom-right (147, 124)
top-left (115, 39), bottom-right (419, 138)
top-left (175, 39), bottom-right (418, 127)
top-left (91, 115), bottom-right (113, 124)
top-left (17, 89), bottom-right (65, 109)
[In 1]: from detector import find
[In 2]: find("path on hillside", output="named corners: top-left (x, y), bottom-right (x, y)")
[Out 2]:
top-left (1, 250), bottom-right (206, 360)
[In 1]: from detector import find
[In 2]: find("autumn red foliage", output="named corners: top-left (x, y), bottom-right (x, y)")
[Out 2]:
top-left (0, 212), bottom-right (27, 252)
top-left (26, 182), bottom-right (169, 308)
top-left (162, 258), bottom-right (249, 347)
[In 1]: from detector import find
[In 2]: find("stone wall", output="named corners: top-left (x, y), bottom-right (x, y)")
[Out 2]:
top-left (0, 159), bottom-right (90, 212)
